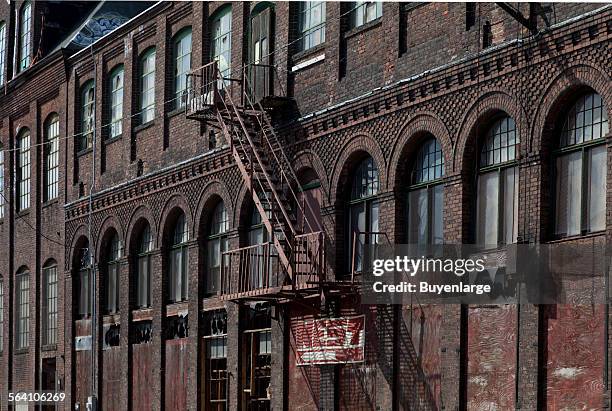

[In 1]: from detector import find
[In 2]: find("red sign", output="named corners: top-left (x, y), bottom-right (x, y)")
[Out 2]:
top-left (295, 315), bottom-right (365, 365)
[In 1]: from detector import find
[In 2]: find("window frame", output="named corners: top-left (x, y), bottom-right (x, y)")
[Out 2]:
top-left (44, 114), bottom-right (60, 202)
top-left (135, 224), bottom-right (153, 309)
top-left (168, 213), bottom-right (189, 303)
top-left (77, 246), bottom-right (91, 319)
top-left (347, 156), bottom-right (380, 273)
top-left (205, 202), bottom-right (229, 296)
top-left (16, 129), bottom-right (31, 212)
top-left (298, 1), bottom-right (326, 51)
top-left (104, 234), bottom-right (121, 314)
top-left (211, 6), bottom-right (233, 80)
top-left (173, 28), bottom-right (192, 110)
top-left (407, 137), bottom-right (445, 246)
top-left (18, 1), bottom-right (32, 72)
top-left (42, 264), bottom-right (58, 347)
top-left (350, 1), bottom-right (382, 29)
top-left (553, 92), bottom-right (609, 238)
top-left (203, 310), bottom-right (228, 410)
top-left (108, 65), bottom-right (124, 139)
top-left (79, 80), bottom-right (95, 152)
top-left (15, 270), bottom-right (30, 350)
top-left (475, 116), bottom-right (519, 246)
top-left (0, 21), bottom-right (6, 85)
top-left (139, 48), bottom-right (156, 124)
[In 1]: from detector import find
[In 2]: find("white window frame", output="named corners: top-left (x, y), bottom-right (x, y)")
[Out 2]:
top-left (351, 1), bottom-right (382, 28)
top-left (211, 7), bottom-right (232, 80)
top-left (174, 28), bottom-right (192, 109)
top-left (16, 130), bottom-right (31, 212)
top-left (140, 48), bottom-right (156, 124)
top-left (109, 66), bottom-right (124, 138)
top-left (18, 1), bottom-right (31, 72)
top-left (299, 1), bottom-right (326, 51)
top-left (0, 21), bottom-right (6, 84)
top-left (45, 115), bottom-right (60, 201)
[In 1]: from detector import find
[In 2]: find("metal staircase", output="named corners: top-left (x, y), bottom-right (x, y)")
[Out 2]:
top-left (186, 61), bottom-right (326, 300)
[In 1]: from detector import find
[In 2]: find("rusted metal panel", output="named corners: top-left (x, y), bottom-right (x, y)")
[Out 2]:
top-left (398, 304), bottom-right (442, 411)
top-left (132, 343), bottom-right (154, 411)
top-left (467, 305), bottom-right (516, 411)
top-left (74, 319), bottom-right (92, 409)
top-left (545, 304), bottom-right (605, 410)
top-left (288, 305), bottom-right (320, 411)
top-left (165, 338), bottom-right (189, 410)
top-left (102, 347), bottom-right (123, 411)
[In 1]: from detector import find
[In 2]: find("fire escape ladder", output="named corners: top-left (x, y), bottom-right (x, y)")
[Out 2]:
top-left (186, 61), bottom-right (327, 298)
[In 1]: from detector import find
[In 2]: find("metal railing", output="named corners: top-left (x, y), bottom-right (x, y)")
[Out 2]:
top-left (220, 243), bottom-right (282, 296)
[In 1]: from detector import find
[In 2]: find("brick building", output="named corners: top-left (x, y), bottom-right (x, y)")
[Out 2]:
top-left (0, 1), bottom-right (610, 410)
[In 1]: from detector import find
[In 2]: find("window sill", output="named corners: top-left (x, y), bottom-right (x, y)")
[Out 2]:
top-left (42, 198), bottom-right (59, 209)
top-left (132, 307), bottom-right (153, 321)
top-left (104, 135), bottom-right (122, 145)
top-left (17, 209), bottom-right (30, 218)
top-left (42, 344), bottom-right (57, 352)
top-left (134, 120), bottom-right (156, 133)
top-left (166, 107), bottom-right (185, 119)
top-left (344, 18), bottom-right (382, 39)
top-left (77, 148), bottom-right (93, 157)
top-left (103, 313), bottom-right (121, 325)
top-left (14, 348), bottom-right (29, 355)
top-left (166, 301), bottom-right (188, 317)
top-left (292, 43), bottom-right (326, 65)
top-left (546, 230), bottom-right (606, 244)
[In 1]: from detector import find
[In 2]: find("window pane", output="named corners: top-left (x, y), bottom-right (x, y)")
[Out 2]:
top-left (481, 117), bottom-right (518, 167)
top-left (555, 151), bottom-right (582, 236)
top-left (349, 203), bottom-right (365, 272)
top-left (174, 29), bottom-right (192, 109)
top-left (351, 157), bottom-right (379, 200)
top-left (212, 8), bottom-right (232, 79)
top-left (588, 145), bottom-right (606, 232)
top-left (140, 50), bottom-right (156, 123)
top-left (561, 93), bottom-right (609, 147)
top-left (300, 1), bottom-right (326, 50)
top-left (432, 184), bottom-right (444, 245)
top-left (137, 255), bottom-right (150, 308)
top-left (503, 166), bottom-right (519, 244)
top-left (17, 131), bottom-right (31, 211)
top-left (0, 22), bottom-right (6, 85)
top-left (45, 116), bottom-right (60, 201)
top-left (413, 137), bottom-right (444, 184)
top-left (19, 2), bottom-right (31, 71)
top-left (0, 149), bottom-right (4, 219)
top-left (43, 266), bottom-right (58, 346)
top-left (16, 273), bottom-right (30, 349)
top-left (109, 67), bottom-right (124, 138)
top-left (408, 188), bottom-right (428, 245)
top-left (476, 171), bottom-right (499, 245)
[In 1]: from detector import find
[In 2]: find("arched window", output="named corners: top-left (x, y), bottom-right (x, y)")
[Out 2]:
top-left (211, 6), bottom-right (232, 80)
top-left (0, 144), bottom-right (4, 219)
top-left (173, 28), bottom-right (192, 109)
top-left (555, 92), bottom-right (609, 237)
top-left (76, 243), bottom-right (91, 318)
top-left (0, 274), bottom-right (4, 353)
top-left (104, 233), bottom-right (121, 314)
top-left (296, 169), bottom-right (323, 233)
top-left (476, 116), bottom-right (519, 245)
top-left (408, 137), bottom-right (444, 245)
top-left (135, 224), bottom-right (153, 308)
top-left (0, 21), bottom-right (6, 84)
top-left (108, 65), bottom-right (124, 138)
top-left (139, 48), bottom-right (156, 124)
top-left (44, 114), bottom-right (60, 201)
top-left (348, 156), bottom-right (380, 272)
top-left (206, 201), bottom-right (229, 295)
top-left (350, 1), bottom-right (382, 28)
top-left (79, 80), bottom-right (95, 151)
top-left (15, 267), bottom-right (30, 349)
top-left (16, 128), bottom-right (31, 211)
top-left (42, 261), bottom-right (58, 346)
top-left (18, 1), bottom-right (31, 72)
top-left (168, 213), bottom-right (189, 302)
top-left (298, 1), bottom-right (325, 51)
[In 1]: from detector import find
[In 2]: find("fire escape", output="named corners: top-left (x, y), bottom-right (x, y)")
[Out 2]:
top-left (185, 62), bottom-right (326, 301)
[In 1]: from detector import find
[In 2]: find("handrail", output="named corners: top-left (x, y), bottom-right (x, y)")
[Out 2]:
top-left (241, 69), bottom-right (323, 236)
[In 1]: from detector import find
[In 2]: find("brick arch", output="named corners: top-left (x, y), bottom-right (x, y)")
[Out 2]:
top-left (233, 181), bottom-right (255, 232)
top-left (292, 149), bottom-right (330, 203)
top-left (455, 89), bottom-right (528, 174)
top-left (531, 63), bottom-right (611, 153)
top-left (194, 180), bottom-right (234, 237)
top-left (387, 112), bottom-right (453, 188)
top-left (157, 193), bottom-right (192, 247)
top-left (330, 134), bottom-right (387, 205)
top-left (95, 216), bottom-right (123, 261)
top-left (67, 225), bottom-right (89, 271)
top-left (126, 205), bottom-right (156, 256)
